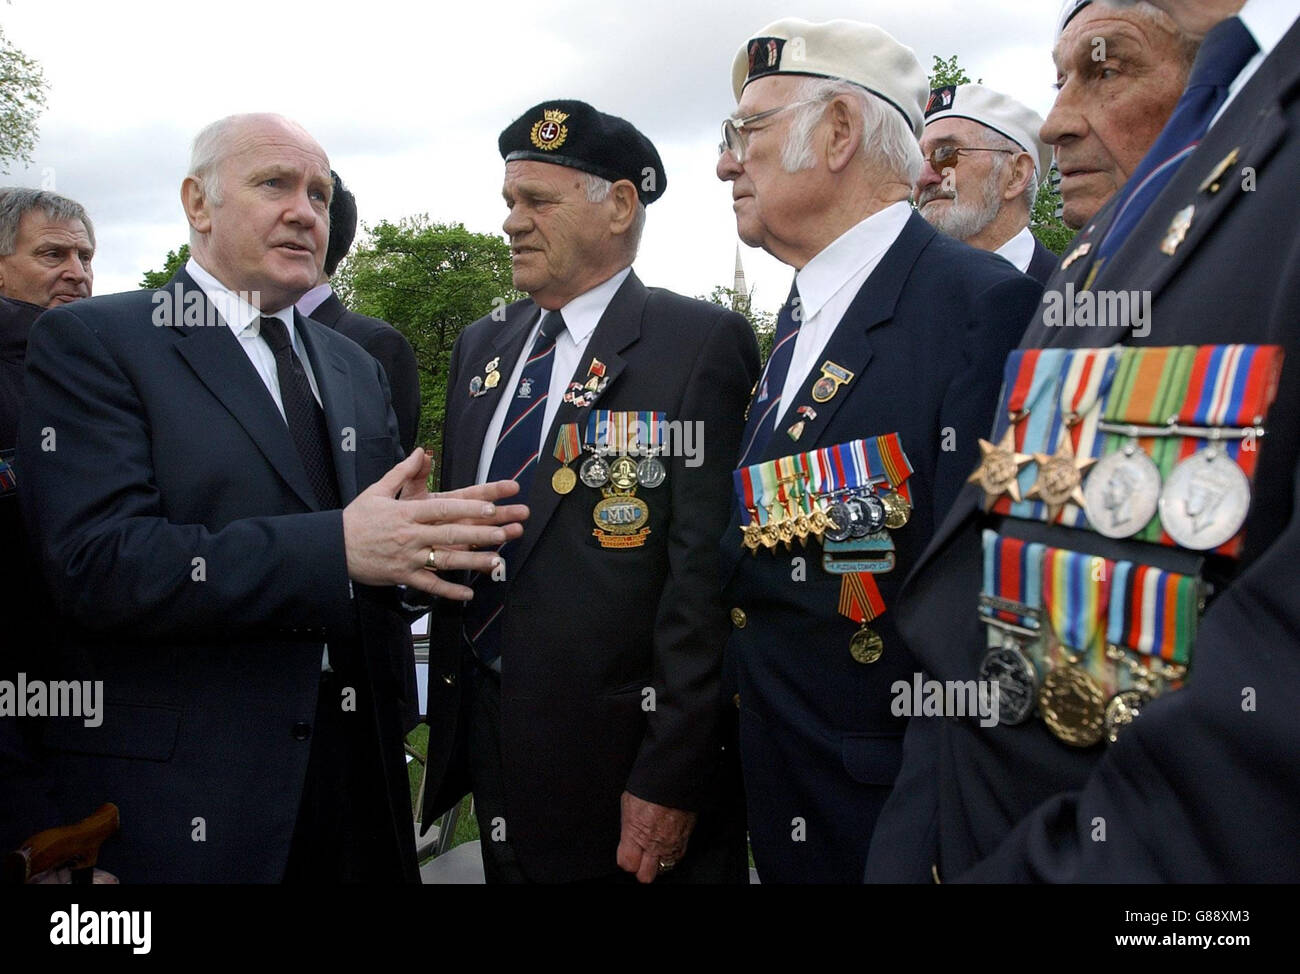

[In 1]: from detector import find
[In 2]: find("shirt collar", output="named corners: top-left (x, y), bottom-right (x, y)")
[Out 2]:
top-left (794, 201), bottom-right (912, 322)
top-left (996, 226), bottom-right (1038, 274)
top-left (551, 266), bottom-right (632, 344)
top-left (296, 282), bottom-right (334, 317)
top-left (186, 257), bottom-right (297, 340)
top-left (1237, 0), bottom-right (1293, 61)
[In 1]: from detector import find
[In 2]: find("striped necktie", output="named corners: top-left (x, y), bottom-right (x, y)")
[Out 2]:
top-left (737, 282), bottom-right (802, 467)
top-left (1093, 16), bottom-right (1258, 264)
top-left (466, 309), bottom-right (566, 668)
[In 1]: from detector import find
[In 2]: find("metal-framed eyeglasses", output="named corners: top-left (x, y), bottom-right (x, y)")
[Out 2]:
top-left (924, 145), bottom-right (1015, 172)
top-left (718, 99), bottom-right (823, 164)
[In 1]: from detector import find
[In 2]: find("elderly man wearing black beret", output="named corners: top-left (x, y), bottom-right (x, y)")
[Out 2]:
top-left (420, 99), bottom-right (760, 883)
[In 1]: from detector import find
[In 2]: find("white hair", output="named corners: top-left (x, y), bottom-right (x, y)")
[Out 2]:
top-left (780, 78), bottom-right (923, 186)
top-left (186, 113), bottom-right (320, 207)
top-left (976, 128), bottom-right (1040, 211)
top-left (580, 171), bottom-right (646, 256)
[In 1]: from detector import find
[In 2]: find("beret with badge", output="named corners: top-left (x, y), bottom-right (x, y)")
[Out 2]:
top-left (498, 99), bottom-right (667, 205)
top-left (924, 83), bottom-right (1051, 181)
top-left (730, 18), bottom-right (929, 139)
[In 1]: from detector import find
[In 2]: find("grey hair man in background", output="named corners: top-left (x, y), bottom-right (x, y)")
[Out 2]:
top-left (1, 188), bottom-right (95, 858)
top-left (916, 84), bottom-right (1058, 284)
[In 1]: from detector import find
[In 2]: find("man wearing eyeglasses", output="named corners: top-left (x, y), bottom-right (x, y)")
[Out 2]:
top-left (917, 85), bottom-right (1058, 285)
top-left (715, 18), bottom-right (1043, 883)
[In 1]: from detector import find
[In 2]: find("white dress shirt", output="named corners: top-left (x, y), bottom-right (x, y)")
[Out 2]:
top-left (475, 267), bottom-right (632, 485)
top-left (185, 257), bottom-right (323, 415)
top-left (996, 226), bottom-right (1037, 275)
top-left (296, 281), bottom-right (333, 318)
top-left (1212, 0), bottom-right (1296, 127)
top-left (776, 201), bottom-right (912, 418)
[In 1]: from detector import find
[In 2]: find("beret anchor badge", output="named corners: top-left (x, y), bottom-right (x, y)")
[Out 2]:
top-left (530, 109), bottom-right (569, 151)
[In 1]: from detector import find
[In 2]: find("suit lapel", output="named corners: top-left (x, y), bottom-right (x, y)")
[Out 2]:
top-left (508, 271), bottom-right (645, 577)
top-left (168, 270), bottom-right (321, 511)
top-left (298, 312), bottom-right (359, 504)
top-left (763, 212), bottom-right (934, 458)
top-left (308, 291), bottom-right (345, 328)
top-left (453, 308), bottom-right (539, 489)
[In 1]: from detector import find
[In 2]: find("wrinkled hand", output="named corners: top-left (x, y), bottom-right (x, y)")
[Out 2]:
top-left (343, 449), bottom-right (528, 600)
top-left (616, 791), bottom-right (697, 883)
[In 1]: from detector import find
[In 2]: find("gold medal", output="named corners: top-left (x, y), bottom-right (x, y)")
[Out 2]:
top-left (1104, 689), bottom-right (1148, 744)
top-left (1038, 665), bottom-right (1106, 747)
top-left (968, 427), bottom-right (1031, 510)
top-left (881, 489), bottom-right (911, 529)
top-left (552, 466), bottom-right (577, 494)
top-left (849, 626), bottom-right (884, 664)
top-left (484, 370), bottom-right (501, 390)
top-left (1027, 436), bottom-right (1096, 522)
top-left (609, 455), bottom-right (638, 491)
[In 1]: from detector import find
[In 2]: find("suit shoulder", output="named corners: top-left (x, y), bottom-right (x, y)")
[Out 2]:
top-left (643, 286), bottom-right (752, 340)
top-left (917, 232), bottom-right (1036, 293)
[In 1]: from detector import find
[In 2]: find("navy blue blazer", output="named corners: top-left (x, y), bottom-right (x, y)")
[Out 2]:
top-left (722, 211), bottom-right (1042, 882)
top-left (17, 269), bottom-right (419, 882)
top-left (868, 16), bottom-right (1300, 882)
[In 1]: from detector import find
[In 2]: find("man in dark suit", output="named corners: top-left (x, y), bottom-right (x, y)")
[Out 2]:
top-left (297, 171), bottom-right (421, 455)
top-left (867, 0), bottom-right (1300, 882)
top-left (298, 171), bottom-right (423, 732)
top-left (17, 113), bottom-right (526, 883)
top-left (421, 100), bottom-right (759, 883)
top-left (715, 19), bottom-right (1042, 883)
top-left (916, 83), bottom-right (1059, 284)
top-left (1, 188), bottom-right (95, 857)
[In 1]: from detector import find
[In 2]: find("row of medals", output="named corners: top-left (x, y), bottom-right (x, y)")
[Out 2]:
top-left (977, 425), bottom-right (1252, 552)
top-left (740, 484), bottom-right (912, 552)
top-left (552, 446), bottom-right (666, 495)
top-left (978, 605), bottom-right (1189, 748)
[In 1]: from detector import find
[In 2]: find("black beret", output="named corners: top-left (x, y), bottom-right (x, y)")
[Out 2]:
top-left (498, 99), bottom-right (667, 205)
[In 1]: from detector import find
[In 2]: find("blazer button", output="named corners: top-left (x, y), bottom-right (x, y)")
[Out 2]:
top-left (442, 673), bottom-right (455, 686)
top-left (730, 607), bottom-right (747, 629)
top-left (292, 721), bottom-right (312, 741)
top-left (732, 693), bottom-right (741, 709)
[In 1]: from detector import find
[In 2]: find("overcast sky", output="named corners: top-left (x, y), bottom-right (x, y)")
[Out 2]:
top-left (2, 0), bottom-right (1063, 316)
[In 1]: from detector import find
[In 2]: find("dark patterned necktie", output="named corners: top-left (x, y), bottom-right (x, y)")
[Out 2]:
top-left (466, 309), bottom-right (566, 668)
top-left (259, 315), bottom-right (340, 510)
top-left (737, 281), bottom-right (802, 466)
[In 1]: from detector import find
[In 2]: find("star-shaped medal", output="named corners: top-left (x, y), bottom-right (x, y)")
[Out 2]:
top-left (968, 427), bottom-right (1031, 510)
top-left (1026, 436), bottom-right (1097, 521)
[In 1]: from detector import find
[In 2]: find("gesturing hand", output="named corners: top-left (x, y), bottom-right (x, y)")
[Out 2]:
top-left (342, 449), bottom-right (529, 600)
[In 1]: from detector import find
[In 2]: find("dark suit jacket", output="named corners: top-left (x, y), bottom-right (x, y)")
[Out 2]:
top-left (309, 291), bottom-right (421, 455)
top-left (422, 270), bottom-right (759, 882)
top-left (868, 17), bottom-right (1300, 882)
top-left (16, 269), bottom-right (420, 883)
top-left (1, 295), bottom-right (61, 855)
top-left (308, 290), bottom-right (421, 730)
top-left (721, 211), bottom-right (1043, 882)
top-left (1026, 237), bottom-right (1059, 286)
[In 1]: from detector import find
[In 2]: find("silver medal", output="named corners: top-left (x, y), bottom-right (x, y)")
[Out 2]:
top-left (1084, 443), bottom-right (1161, 538)
top-left (824, 500), bottom-right (853, 543)
top-left (579, 453), bottom-right (611, 489)
top-left (637, 456), bottom-right (666, 489)
top-left (978, 641), bottom-right (1038, 726)
top-left (1158, 448), bottom-right (1251, 550)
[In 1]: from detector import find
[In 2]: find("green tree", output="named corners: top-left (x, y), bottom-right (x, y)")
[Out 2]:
top-left (698, 285), bottom-right (776, 363)
top-left (0, 24), bottom-right (47, 173)
top-left (139, 244), bottom-right (190, 288)
top-left (334, 217), bottom-right (519, 472)
top-left (928, 54), bottom-right (975, 89)
top-left (928, 53), bottom-right (1073, 255)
